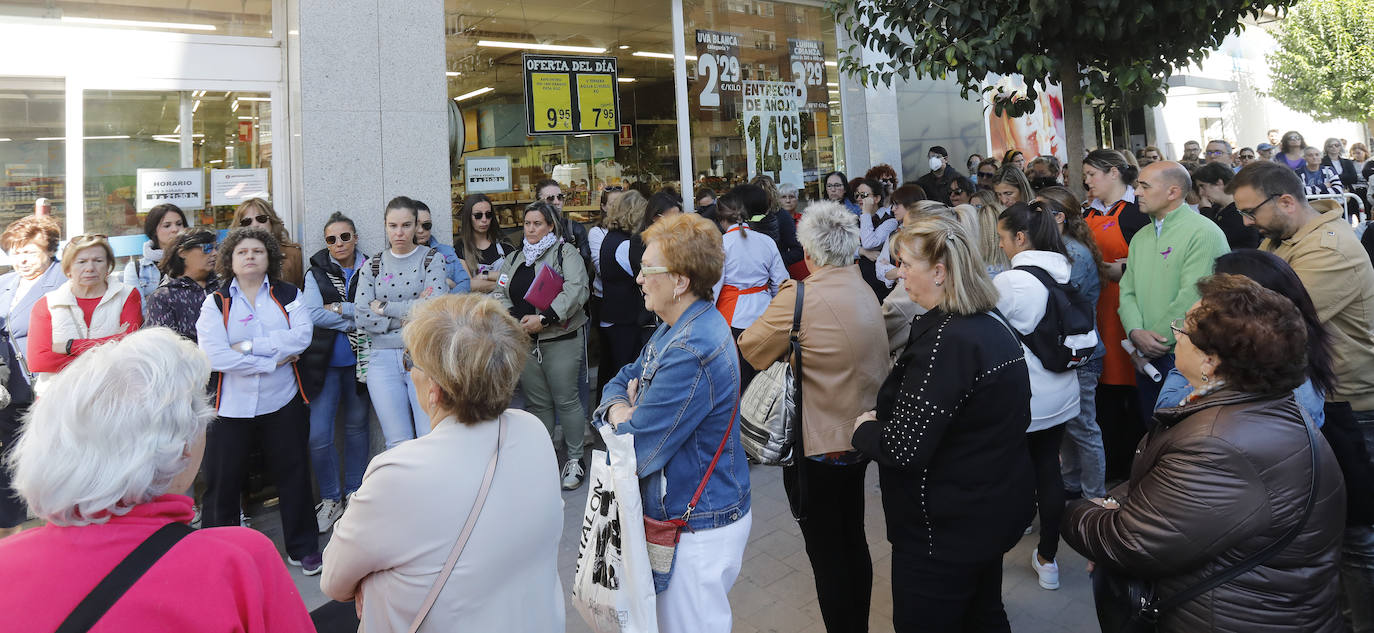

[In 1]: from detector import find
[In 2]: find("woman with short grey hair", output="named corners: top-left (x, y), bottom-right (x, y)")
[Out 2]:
top-left (739, 200), bottom-right (890, 631)
top-left (0, 328), bottom-right (314, 631)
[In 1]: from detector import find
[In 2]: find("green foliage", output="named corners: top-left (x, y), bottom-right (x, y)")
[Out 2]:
top-left (1268, 0), bottom-right (1374, 123)
top-left (826, 0), bottom-right (1298, 116)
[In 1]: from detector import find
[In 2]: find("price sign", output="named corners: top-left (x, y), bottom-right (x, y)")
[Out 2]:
top-left (694, 30), bottom-right (742, 110)
top-left (523, 54), bottom-right (620, 136)
top-left (577, 73), bottom-right (616, 131)
top-left (742, 81), bottom-right (804, 187)
top-left (530, 73), bottom-right (572, 132)
top-left (788, 38), bottom-right (829, 112)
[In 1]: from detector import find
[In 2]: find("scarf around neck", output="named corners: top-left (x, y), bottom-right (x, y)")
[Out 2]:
top-left (142, 240), bottom-right (165, 264)
top-left (522, 232), bottom-right (559, 267)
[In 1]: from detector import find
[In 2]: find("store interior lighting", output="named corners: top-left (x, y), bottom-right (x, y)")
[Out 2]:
top-left (446, 72), bottom-right (462, 77)
top-left (33, 135), bottom-right (131, 141)
top-left (617, 77), bottom-right (636, 83)
top-left (633, 51), bottom-right (697, 61)
top-left (454, 87), bottom-right (494, 101)
top-left (238, 97), bottom-right (270, 102)
top-left (477, 40), bottom-right (606, 54)
top-left (61, 16), bottom-right (217, 31)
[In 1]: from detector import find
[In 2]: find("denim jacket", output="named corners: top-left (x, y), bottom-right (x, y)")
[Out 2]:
top-left (594, 299), bottom-right (751, 531)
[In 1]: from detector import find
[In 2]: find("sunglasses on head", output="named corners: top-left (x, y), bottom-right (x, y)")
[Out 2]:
top-left (544, 193), bottom-right (565, 202)
top-left (420, 221), bottom-right (433, 231)
top-left (472, 211), bottom-right (493, 220)
top-left (325, 232), bottom-right (353, 245)
top-left (197, 242), bottom-right (215, 254)
top-left (238, 214), bottom-right (270, 227)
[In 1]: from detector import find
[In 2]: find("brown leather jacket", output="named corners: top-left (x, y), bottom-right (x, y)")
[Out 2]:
top-left (1063, 390), bottom-right (1346, 632)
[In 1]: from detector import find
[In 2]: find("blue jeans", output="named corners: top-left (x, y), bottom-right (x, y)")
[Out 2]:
top-left (1062, 358), bottom-right (1107, 498)
top-left (1342, 409), bottom-right (1374, 633)
top-left (308, 366), bottom-right (370, 501)
top-left (367, 347), bottom-right (430, 449)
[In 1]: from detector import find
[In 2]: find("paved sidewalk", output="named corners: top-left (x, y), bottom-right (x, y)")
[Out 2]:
top-left (270, 460), bottom-right (1098, 632)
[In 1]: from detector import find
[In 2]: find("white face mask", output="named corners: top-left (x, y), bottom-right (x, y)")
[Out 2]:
top-left (929, 156), bottom-right (944, 171)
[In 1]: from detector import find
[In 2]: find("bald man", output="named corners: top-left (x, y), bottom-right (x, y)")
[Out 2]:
top-left (1117, 161), bottom-right (1230, 414)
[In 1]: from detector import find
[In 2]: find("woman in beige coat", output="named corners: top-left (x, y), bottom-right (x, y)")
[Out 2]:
top-left (321, 294), bottom-right (564, 632)
top-left (738, 200), bottom-right (890, 632)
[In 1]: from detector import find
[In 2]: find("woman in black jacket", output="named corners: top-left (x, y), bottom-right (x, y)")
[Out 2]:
top-left (145, 229), bottom-right (219, 341)
top-left (851, 215), bottom-right (1035, 632)
top-left (300, 212), bottom-right (370, 532)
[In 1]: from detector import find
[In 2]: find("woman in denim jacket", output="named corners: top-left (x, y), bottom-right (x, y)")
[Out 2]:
top-left (595, 212), bottom-right (751, 633)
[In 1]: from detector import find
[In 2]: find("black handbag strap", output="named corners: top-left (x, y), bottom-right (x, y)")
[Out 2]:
top-left (788, 282), bottom-right (807, 521)
top-left (1145, 411), bottom-right (1321, 621)
top-left (56, 521), bottom-right (193, 633)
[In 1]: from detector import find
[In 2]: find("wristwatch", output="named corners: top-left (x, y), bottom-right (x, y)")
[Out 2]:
top-left (538, 314), bottom-right (549, 327)
top-left (240, 340), bottom-right (254, 354)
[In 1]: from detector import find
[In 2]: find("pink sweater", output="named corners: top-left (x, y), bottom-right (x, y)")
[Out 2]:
top-left (0, 494), bottom-right (314, 633)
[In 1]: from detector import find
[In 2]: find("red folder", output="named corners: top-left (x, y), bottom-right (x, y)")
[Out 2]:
top-left (523, 263), bottom-right (565, 312)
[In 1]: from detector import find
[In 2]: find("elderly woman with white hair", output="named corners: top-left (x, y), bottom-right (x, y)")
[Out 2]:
top-left (0, 328), bottom-right (314, 631)
top-left (322, 294), bottom-right (564, 633)
top-left (738, 200), bottom-right (890, 632)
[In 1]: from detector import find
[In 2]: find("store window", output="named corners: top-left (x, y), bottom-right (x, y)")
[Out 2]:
top-left (0, 1), bottom-right (272, 38)
top-left (83, 89), bottom-right (273, 237)
top-left (685, 0), bottom-right (844, 199)
top-left (0, 78), bottom-right (64, 230)
top-left (445, 0), bottom-right (680, 231)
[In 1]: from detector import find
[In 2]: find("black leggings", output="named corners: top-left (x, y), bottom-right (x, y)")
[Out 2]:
top-left (1028, 424), bottom-right (1067, 562)
top-left (784, 459), bottom-right (872, 633)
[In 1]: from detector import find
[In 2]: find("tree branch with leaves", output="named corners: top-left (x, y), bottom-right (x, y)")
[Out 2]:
top-left (1268, 0), bottom-right (1374, 134)
top-left (827, 0), bottom-right (1299, 194)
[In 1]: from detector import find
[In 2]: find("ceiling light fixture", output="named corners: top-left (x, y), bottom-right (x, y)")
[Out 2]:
top-left (0, 138), bottom-right (11, 142)
top-left (633, 51), bottom-right (696, 60)
top-left (61, 16), bottom-right (216, 31)
top-left (192, 100), bottom-right (201, 113)
top-left (477, 40), bottom-right (606, 54)
top-left (445, 71), bottom-right (462, 77)
top-left (618, 45), bottom-right (630, 50)
top-left (238, 97), bottom-right (270, 102)
top-left (454, 87), bottom-right (495, 101)
top-left (34, 135), bottom-right (131, 141)
top-left (617, 77), bottom-right (636, 83)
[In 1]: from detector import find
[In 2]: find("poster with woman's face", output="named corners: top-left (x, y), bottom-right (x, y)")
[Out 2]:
top-left (985, 75), bottom-right (1066, 164)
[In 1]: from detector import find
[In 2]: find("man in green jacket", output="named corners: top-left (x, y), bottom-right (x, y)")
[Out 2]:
top-left (1118, 161), bottom-right (1230, 415)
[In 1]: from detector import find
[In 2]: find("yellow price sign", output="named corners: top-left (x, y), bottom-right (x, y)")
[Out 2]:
top-left (576, 73), bottom-right (616, 131)
top-left (530, 72), bottom-right (573, 133)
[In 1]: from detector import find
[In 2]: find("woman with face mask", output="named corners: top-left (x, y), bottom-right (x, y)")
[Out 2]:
top-left (354, 196), bottom-right (449, 450)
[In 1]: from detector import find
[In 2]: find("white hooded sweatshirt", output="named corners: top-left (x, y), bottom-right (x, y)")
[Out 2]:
top-left (993, 249), bottom-right (1081, 432)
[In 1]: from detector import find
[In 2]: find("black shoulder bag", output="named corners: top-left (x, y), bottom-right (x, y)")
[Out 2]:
top-left (56, 522), bottom-right (193, 633)
top-left (1093, 413), bottom-right (1321, 633)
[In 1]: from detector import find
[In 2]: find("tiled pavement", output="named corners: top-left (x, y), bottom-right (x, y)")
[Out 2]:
top-left (271, 460), bottom-right (1099, 632)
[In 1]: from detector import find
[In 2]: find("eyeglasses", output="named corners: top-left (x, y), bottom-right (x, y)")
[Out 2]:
top-left (1206, 149), bottom-right (1227, 155)
top-left (325, 232), bottom-right (354, 245)
top-left (238, 214), bottom-right (269, 227)
top-left (640, 266), bottom-right (670, 276)
top-left (949, 188), bottom-right (965, 196)
top-left (402, 350), bottom-right (414, 372)
top-left (603, 186), bottom-right (623, 192)
top-left (420, 221), bottom-right (433, 231)
top-left (472, 211), bottom-right (493, 220)
top-left (1239, 154), bottom-right (1255, 160)
top-left (544, 193), bottom-right (565, 202)
top-left (855, 192), bottom-right (873, 199)
top-left (1237, 193), bottom-right (1279, 221)
top-left (1169, 317), bottom-right (1191, 338)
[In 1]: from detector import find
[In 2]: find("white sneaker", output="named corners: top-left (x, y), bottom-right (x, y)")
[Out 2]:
top-left (239, 510), bottom-right (251, 528)
top-left (316, 498), bottom-right (344, 533)
top-left (561, 459), bottom-right (586, 490)
top-left (1032, 548), bottom-right (1060, 590)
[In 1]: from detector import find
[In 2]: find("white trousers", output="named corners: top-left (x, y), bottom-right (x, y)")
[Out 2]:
top-left (657, 511), bottom-right (753, 633)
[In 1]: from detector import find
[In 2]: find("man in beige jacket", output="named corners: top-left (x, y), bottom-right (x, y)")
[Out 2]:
top-left (1231, 160), bottom-right (1374, 633)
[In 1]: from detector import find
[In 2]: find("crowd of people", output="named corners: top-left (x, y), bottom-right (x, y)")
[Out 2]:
top-left (0, 128), bottom-right (1370, 633)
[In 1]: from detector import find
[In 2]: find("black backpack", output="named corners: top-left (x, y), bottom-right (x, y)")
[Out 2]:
top-left (1012, 265), bottom-right (1098, 372)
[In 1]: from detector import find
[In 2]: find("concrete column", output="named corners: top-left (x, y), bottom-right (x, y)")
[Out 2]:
top-left (294, 0), bottom-right (451, 258)
top-left (835, 26), bottom-right (903, 177)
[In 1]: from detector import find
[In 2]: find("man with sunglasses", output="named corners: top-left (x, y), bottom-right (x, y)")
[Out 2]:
top-left (1230, 163), bottom-right (1374, 632)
